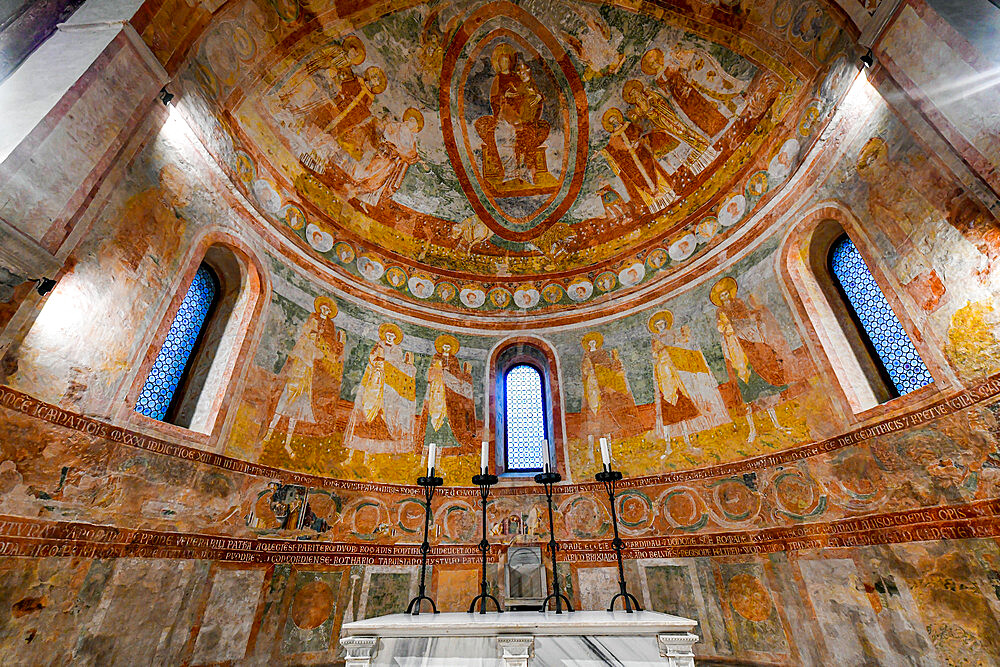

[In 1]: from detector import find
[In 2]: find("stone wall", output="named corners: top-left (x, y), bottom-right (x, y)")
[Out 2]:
top-left (1, 0), bottom-right (1000, 664)
top-left (1, 541), bottom-right (999, 664)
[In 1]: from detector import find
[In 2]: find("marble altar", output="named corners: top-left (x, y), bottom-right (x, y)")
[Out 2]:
top-left (340, 610), bottom-right (699, 666)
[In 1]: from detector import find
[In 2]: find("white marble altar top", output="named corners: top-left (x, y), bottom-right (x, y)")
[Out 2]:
top-left (341, 610), bottom-right (697, 637)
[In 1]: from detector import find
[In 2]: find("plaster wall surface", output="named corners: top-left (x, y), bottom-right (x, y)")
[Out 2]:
top-left (1, 0), bottom-right (1000, 665)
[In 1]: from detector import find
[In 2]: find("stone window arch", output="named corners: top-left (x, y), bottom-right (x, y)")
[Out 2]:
top-left (782, 209), bottom-right (940, 415)
top-left (129, 239), bottom-right (265, 436)
top-left (490, 339), bottom-right (564, 476)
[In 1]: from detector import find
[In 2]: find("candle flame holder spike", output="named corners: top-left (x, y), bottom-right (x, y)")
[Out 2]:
top-left (534, 470), bottom-right (573, 614)
top-left (406, 470), bottom-right (443, 615)
top-left (596, 467), bottom-right (642, 613)
top-left (468, 472), bottom-right (502, 614)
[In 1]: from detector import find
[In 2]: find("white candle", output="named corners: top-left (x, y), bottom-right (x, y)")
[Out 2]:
top-left (541, 439), bottom-right (550, 472)
top-left (599, 437), bottom-right (611, 470)
top-left (480, 441), bottom-right (489, 475)
top-left (427, 442), bottom-right (436, 476)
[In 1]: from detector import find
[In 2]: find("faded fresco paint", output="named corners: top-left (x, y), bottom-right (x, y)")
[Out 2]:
top-left (2, 0), bottom-right (1000, 665)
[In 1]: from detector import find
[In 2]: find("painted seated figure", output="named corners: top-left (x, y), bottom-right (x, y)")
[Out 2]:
top-left (474, 44), bottom-right (557, 196)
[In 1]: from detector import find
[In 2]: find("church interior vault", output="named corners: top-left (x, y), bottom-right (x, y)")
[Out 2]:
top-left (2, 0), bottom-right (1000, 663)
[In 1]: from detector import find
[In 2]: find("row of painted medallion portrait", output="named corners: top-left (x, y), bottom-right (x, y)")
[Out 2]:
top-left (232, 131), bottom-right (813, 312)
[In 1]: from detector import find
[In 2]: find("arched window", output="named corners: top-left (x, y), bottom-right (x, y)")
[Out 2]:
top-left (131, 241), bottom-right (261, 434)
top-left (828, 234), bottom-right (933, 397)
top-left (136, 264), bottom-right (219, 422)
top-left (504, 364), bottom-right (546, 471)
top-left (493, 342), bottom-right (559, 475)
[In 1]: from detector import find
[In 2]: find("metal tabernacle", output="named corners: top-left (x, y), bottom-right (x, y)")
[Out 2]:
top-left (596, 467), bottom-right (642, 613)
top-left (406, 468), bottom-right (443, 615)
top-left (468, 472), bottom-right (502, 613)
top-left (534, 469), bottom-right (573, 614)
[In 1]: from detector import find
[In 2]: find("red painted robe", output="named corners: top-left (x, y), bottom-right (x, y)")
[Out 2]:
top-left (421, 352), bottom-right (477, 453)
top-left (308, 314), bottom-right (345, 425)
top-left (582, 347), bottom-right (640, 437)
top-left (656, 68), bottom-right (728, 138)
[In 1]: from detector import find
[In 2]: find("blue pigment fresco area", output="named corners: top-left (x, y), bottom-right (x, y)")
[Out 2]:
top-left (505, 364), bottom-right (545, 470)
top-left (830, 236), bottom-right (933, 396)
top-left (135, 266), bottom-right (217, 420)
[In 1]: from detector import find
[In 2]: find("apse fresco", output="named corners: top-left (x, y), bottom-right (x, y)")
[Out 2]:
top-left (178, 0), bottom-right (854, 314)
top-left (823, 93), bottom-right (1000, 385)
top-left (6, 0), bottom-right (1000, 664)
top-left (215, 234), bottom-right (828, 484)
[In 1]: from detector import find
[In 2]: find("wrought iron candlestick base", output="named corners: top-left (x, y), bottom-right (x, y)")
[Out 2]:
top-left (596, 468), bottom-right (642, 613)
top-left (534, 470), bottom-right (573, 614)
top-left (406, 472), bottom-right (443, 615)
top-left (468, 473), bottom-right (502, 614)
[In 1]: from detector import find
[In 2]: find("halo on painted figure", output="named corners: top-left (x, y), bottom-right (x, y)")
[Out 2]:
top-left (378, 322), bottom-right (404, 343)
top-left (710, 276), bottom-right (739, 306)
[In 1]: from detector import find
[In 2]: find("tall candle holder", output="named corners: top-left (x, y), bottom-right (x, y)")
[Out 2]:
top-left (534, 469), bottom-right (573, 614)
top-left (468, 471), bottom-right (502, 614)
top-left (406, 469), bottom-right (443, 615)
top-left (596, 466), bottom-right (642, 613)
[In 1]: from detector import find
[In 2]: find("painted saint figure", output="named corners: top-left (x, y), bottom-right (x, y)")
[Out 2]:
top-left (600, 108), bottom-right (675, 207)
top-left (101, 164), bottom-right (190, 272)
top-left (623, 79), bottom-right (715, 161)
top-left (307, 296), bottom-right (346, 425)
top-left (580, 331), bottom-right (640, 442)
top-left (475, 43), bottom-right (556, 193)
top-left (276, 36), bottom-right (367, 131)
top-left (420, 334), bottom-right (477, 454)
top-left (351, 108), bottom-right (424, 205)
top-left (856, 137), bottom-right (947, 249)
top-left (710, 277), bottom-right (793, 442)
top-left (328, 65), bottom-right (388, 161)
top-left (648, 310), bottom-right (730, 454)
top-left (264, 320), bottom-right (324, 458)
top-left (344, 323), bottom-right (417, 461)
top-left (640, 47), bottom-right (749, 139)
top-left (560, 4), bottom-right (626, 80)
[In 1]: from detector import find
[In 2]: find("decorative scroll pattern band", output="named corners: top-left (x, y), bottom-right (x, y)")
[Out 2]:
top-left (1, 499), bottom-right (998, 563)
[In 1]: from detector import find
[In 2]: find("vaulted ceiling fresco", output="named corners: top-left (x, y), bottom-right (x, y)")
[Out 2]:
top-left (182, 0), bottom-right (854, 316)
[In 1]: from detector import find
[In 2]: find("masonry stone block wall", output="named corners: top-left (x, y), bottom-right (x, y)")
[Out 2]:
top-left (1, 0), bottom-right (1000, 664)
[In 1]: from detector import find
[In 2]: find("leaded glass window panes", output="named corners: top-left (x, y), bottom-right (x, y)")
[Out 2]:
top-left (135, 265), bottom-right (218, 421)
top-left (829, 235), bottom-right (933, 396)
top-left (505, 364), bottom-right (545, 471)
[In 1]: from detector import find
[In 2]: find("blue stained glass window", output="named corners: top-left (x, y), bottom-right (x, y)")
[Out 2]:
top-left (135, 265), bottom-right (218, 421)
top-left (829, 236), bottom-right (933, 396)
top-left (505, 364), bottom-right (546, 471)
